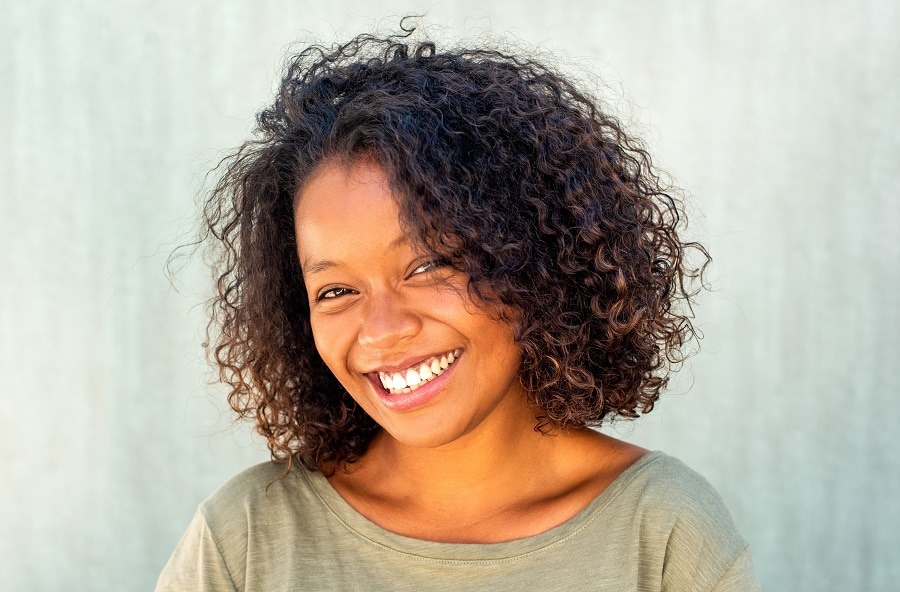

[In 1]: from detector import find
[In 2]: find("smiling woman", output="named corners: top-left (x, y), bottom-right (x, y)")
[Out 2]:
top-left (157, 24), bottom-right (761, 591)
top-left (295, 160), bottom-right (527, 456)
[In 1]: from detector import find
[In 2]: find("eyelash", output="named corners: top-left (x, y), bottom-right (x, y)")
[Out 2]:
top-left (315, 287), bottom-right (353, 302)
top-left (413, 257), bottom-right (452, 275)
top-left (411, 260), bottom-right (436, 275)
top-left (314, 260), bottom-right (445, 302)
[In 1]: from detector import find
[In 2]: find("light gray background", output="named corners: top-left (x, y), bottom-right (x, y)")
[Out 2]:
top-left (2, 1), bottom-right (898, 590)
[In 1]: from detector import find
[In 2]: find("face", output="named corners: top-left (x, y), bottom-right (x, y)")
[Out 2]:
top-left (294, 159), bottom-right (530, 450)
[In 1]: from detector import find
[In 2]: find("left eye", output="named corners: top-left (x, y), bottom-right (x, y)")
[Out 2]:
top-left (411, 260), bottom-right (437, 275)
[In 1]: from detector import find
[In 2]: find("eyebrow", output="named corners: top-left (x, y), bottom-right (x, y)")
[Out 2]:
top-left (301, 259), bottom-right (339, 277)
top-left (300, 234), bottom-right (412, 277)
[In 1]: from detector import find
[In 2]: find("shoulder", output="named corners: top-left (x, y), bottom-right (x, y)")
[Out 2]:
top-left (200, 461), bottom-right (292, 518)
top-left (614, 452), bottom-right (759, 590)
top-left (157, 462), bottom-right (317, 591)
top-left (624, 452), bottom-right (745, 545)
top-left (198, 461), bottom-right (323, 534)
top-left (157, 462), bottom-right (329, 591)
top-left (625, 452), bottom-right (736, 519)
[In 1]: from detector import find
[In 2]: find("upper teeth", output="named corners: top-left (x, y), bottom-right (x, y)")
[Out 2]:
top-left (378, 349), bottom-right (460, 394)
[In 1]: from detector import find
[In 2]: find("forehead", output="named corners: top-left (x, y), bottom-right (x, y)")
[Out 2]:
top-left (295, 159), bottom-right (393, 218)
top-left (293, 160), bottom-right (409, 271)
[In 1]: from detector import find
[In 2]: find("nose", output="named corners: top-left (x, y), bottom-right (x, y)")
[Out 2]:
top-left (357, 290), bottom-right (422, 350)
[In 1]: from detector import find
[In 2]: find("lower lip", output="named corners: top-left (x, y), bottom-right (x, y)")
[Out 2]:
top-left (371, 355), bottom-right (461, 412)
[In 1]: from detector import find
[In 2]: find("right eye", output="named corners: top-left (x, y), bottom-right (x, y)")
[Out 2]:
top-left (316, 287), bottom-right (353, 301)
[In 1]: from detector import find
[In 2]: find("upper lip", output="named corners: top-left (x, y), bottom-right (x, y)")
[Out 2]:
top-left (363, 349), bottom-right (459, 374)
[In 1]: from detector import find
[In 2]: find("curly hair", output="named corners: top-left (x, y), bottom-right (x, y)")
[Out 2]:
top-left (201, 25), bottom-right (709, 473)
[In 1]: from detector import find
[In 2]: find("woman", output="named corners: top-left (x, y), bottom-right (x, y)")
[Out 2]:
top-left (158, 27), bottom-right (760, 591)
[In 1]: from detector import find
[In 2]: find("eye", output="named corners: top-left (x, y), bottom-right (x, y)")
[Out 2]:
top-left (316, 287), bottom-right (353, 302)
top-left (410, 257), bottom-right (451, 278)
top-left (411, 260), bottom-right (437, 276)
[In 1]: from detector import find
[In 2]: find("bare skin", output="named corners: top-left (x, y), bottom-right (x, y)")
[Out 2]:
top-left (328, 425), bottom-right (646, 543)
top-left (296, 159), bottom-right (647, 544)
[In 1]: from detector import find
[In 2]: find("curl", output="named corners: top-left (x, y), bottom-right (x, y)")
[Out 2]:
top-left (199, 24), bottom-right (709, 472)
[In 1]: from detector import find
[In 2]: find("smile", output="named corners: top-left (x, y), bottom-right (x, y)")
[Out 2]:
top-left (377, 349), bottom-right (461, 394)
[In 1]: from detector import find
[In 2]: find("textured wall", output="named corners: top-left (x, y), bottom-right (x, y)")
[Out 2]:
top-left (2, 1), bottom-right (897, 590)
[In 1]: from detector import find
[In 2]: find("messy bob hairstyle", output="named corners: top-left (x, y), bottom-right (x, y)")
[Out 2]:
top-left (202, 25), bottom-right (709, 473)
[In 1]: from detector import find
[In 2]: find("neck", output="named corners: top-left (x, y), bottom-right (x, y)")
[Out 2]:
top-left (326, 406), bottom-right (646, 543)
top-left (349, 399), bottom-right (588, 525)
top-left (375, 413), bottom-right (551, 499)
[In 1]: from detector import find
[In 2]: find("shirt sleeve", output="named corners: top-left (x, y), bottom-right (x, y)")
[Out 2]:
top-left (710, 547), bottom-right (762, 592)
top-left (156, 508), bottom-right (239, 592)
top-left (651, 459), bottom-right (762, 592)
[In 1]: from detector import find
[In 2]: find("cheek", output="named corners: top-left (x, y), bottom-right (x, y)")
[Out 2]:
top-left (311, 323), bottom-right (369, 404)
top-left (490, 326), bottom-right (523, 371)
top-left (475, 315), bottom-right (523, 374)
top-left (309, 316), bottom-right (349, 374)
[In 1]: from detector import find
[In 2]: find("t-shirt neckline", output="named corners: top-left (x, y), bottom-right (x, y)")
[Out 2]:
top-left (299, 449), bottom-right (665, 563)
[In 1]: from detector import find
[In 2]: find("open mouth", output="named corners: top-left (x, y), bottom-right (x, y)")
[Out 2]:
top-left (377, 349), bottom-right (461, 395)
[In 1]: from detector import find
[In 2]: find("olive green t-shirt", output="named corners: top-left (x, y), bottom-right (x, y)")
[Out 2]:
top-left (156, 451), bottom-right (760, 591)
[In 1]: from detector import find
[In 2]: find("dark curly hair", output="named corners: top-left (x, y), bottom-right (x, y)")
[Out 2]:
top-left (201, 25), bottom-right (709, 473)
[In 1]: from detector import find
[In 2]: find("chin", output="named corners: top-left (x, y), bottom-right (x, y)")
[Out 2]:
top-left (377, 415), bottom-right (477, 451)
